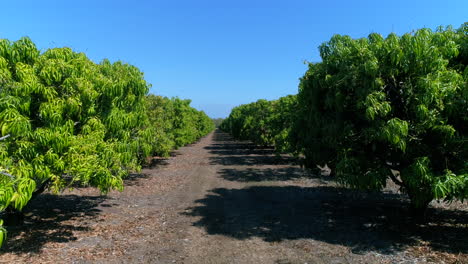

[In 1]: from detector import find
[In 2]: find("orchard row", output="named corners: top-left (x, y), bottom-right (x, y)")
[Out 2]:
top-left (221, 24), bottom-right (467, 217)
top-left (0, 38), bottom-right (214, 246)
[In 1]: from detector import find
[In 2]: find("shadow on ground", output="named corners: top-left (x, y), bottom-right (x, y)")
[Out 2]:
top-left (219, 167), bottom-right (308, 182)
top-left (206, 131), bottom-right (299, 166)
top-left (194, 130), bottom-right (467, 256)
top-left (1, 194), bottom-right (107, 253)
top-left (146, 157), bottom-right (170, 168)
top-left (184, 185), bottom-right (468, 255)
top-left (210, 155), bottom-right (297, 166)
top-left (124, 173), bottom-right (152, 187)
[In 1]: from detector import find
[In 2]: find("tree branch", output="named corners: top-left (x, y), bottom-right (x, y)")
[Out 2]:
top-left (376, 156), bottom-right (406, 188)
top-left (388, 170), bottom-right (405, 187)
top-left (0, 171), bottom-right (14, 179)
top-left (31, 179), bottom-right (51, 200)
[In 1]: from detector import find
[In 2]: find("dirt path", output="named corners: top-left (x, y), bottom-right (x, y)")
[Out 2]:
top-left (1, 130), bottom-right (467, 263)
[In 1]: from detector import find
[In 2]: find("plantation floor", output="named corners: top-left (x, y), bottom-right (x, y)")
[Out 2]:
top-left (1, 130), bottom-right (467, 264)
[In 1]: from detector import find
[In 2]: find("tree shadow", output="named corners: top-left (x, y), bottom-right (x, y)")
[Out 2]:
top-left (210, 155), bottom-right (297, 166)
top-left (210, 130), bottom-right (240, 142)
top-left (123, 173), bottom-right (152, 187)
top-left (205, 140), bottom-right (276, 157)
top-left (0, 193), bottom-right (108, 253)
top-left (206, 132), bottom-right (274, 152)
top-left (207, 147), bottom-right (277, 156)
top-left (146, 157), bottom-right (170, 169)
top-left (183, 186), bottom-right (467, 255)
top-left (219, 167), bottom-right (309, 182)
top-left (207, 131), bottom-right (299, 166)
top-left (169, 151), bottom-right (182, 157)
top-left (122, 156), bottom-right (172, 186)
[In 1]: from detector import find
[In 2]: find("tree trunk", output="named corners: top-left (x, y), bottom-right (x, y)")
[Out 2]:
top-left (408, 193), bottom-right (432, 223)
top-left (30, 178), bottom-right (51, 200)
top-left (3, 208), bottom-right (24, 226)
top-left (410, 203), bottom-right (429, 223)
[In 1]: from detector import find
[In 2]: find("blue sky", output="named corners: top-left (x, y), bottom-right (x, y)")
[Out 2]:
top-left (1, 1), bottom-right (467, 117)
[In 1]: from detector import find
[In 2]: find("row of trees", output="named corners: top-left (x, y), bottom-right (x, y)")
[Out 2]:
top-left (0, 37), bottom-right (214, 246)
top-left (211, 118), bottom-right (225, 128)
top-left (146, 95), bottom-right (214, 156)
top-left (220, 95), bottom-right (298, 153)
top-left (221, 24), bottom-right (467, 218)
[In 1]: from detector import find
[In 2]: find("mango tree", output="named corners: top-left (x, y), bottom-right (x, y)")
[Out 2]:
top-left (295, 25), bottom-right (467, 218)
top-left (221, 95), bottom-right (298, 152)
top-left (269, 95), bottom-right (298, 153)
top-left (145, 95), bottom-right (176, 157)
top-left (170, 98), bottom-right (214, 147)
top-left (0, 37), bottom-right (215, 248)
top-left (0, 37), bottom-right (154, 246)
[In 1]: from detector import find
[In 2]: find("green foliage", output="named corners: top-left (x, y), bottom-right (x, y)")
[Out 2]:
top-left (171, 98), bottom-right (214, 147)
top-left (221, 95), bottom-right (298, 153)
top-left (0, 38), bottom-right (150, 224)
top-left (145, 95), bottom-right (176, 157)
top-left (295, 25), bottom-right (467, 210)
top-left (221, 99), bottom-right (274, 145)
top-left (0, 37), bottom-right (214, 247)
top-left (211, 118), bottom-right (224, 128)
top-left (223, 24), bottom-right (467, 216)
top-left (269, 95), bottom-right (299, 153)
top-left (145, 95), bottom-right (214, 156)
top-left (0, 220), bottom-right (5, 247)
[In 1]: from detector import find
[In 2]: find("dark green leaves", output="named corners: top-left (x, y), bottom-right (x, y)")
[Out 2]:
top-left (296, 24), bottom-right (467, 209)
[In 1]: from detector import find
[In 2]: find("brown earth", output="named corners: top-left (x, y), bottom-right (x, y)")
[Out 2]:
top-left (0, 130), bottom-right (467, 263)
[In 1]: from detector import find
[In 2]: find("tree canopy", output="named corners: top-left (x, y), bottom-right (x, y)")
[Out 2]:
top-left (0, 37), bottom-right (214, 246)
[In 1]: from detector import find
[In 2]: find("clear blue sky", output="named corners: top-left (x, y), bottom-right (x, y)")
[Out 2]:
top-left (1, 1), bottom-right (466, 118)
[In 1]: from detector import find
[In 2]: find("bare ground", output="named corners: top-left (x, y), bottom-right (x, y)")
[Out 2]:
top-left (0, 130), bottom-right (467, 264)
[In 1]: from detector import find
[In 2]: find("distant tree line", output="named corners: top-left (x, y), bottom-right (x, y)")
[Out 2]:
top-left (212, 118), bottom-right (225, 128)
